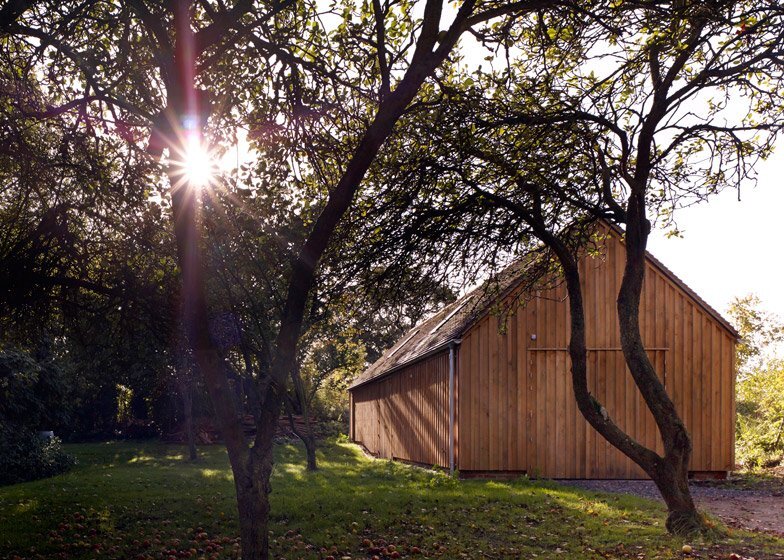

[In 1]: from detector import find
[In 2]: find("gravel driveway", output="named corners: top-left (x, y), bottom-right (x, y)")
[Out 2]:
top-left (559, 479), bottom-right (784, 535)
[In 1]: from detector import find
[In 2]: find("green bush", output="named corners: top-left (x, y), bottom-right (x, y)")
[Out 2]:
top-left (0, 429), bottom-right (76, 485)
top-left (736, 360), bottom-right (784, 468)
top-left (0, 346), bottom-right (71, 431)
top-left (0, 345), bottom-right (76, 484)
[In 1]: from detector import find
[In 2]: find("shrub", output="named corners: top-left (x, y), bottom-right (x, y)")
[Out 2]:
top-left (0, 346), bottom-right (72, 432)
top-left (736, 360), bottom-right (784, 469)
top-left (0, 345), bottom-right (76, 484)
top-left (0, 429), bottom-right (76, 485)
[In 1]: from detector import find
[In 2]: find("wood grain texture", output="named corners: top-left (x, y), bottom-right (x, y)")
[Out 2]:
top-left (351, 229), bottom-right (736, 478)
top-left (455, 230), bottom-right (735, 477)
top-left (352, 351), bottom-right (451, 467)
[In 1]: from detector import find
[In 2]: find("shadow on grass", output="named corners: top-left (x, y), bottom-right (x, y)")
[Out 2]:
top-left (0, 439), bottom-right (781, 559)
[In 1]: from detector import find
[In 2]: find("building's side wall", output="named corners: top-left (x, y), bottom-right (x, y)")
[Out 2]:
top-left (458, 230), bottom-right (736, 478)
top-left (351, 351), bottom-right (452, 467)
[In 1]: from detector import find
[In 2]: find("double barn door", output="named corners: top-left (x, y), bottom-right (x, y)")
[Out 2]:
top-left (523, 348), bottom-right (668, 479)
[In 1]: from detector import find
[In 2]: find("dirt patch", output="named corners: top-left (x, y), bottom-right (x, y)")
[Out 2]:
top-left (560, 475), bottom-right (784, 536)
top-left (698, 494), bottom-right (784, 535)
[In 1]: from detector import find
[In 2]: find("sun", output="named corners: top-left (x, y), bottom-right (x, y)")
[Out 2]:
top-left (182, 135), bottom-right (215, 188)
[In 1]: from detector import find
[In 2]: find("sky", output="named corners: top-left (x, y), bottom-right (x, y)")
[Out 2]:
top-left (215, 10), bottom-right (784, 334)
top-left (444, 17), bottom-right (784, 328)
top-left (647, 147), bottom-right (784, 324)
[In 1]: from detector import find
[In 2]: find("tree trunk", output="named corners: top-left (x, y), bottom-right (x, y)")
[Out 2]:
top-left (650, 443), bottom-right (701, 534)
top-left (303, 431), bottom-right (317, 472)
top-left (618, 196), bottom-right (703, 534)
top-left (179, 376), bottom-right (198, 461)
top-left (234, 405), bottom-right (278, 560)
top-left (289, 411), bottom-right (318, 471)
top-left (290, 369), bottom-right (318, 471)
top-left (169, 162), bottom-right (275, 558)
top-left (284, 393), bottom-right (318, 471)
top-left (528, 220), bottom-right (702, 535)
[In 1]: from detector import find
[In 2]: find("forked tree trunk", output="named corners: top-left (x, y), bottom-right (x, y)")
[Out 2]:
top-left (533, 221), bottom-right (703, 535)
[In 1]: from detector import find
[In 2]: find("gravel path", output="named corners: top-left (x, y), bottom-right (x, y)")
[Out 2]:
top-left (559, 479), bottom-right (784, 535)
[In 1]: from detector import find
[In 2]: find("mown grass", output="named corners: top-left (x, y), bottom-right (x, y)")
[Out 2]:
top-left (0, 439), bottom-right (782, 559)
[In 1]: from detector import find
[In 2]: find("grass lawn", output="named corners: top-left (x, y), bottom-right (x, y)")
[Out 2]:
top-left (1, 439), bottom-right (782, 560)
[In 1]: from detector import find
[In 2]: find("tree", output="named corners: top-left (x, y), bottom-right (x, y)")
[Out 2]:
top-left (0, 50), bottom-right (182, 439)
top-left (3, 1), bottom-right (571, 557)
top-left (356, 0), bottom-right (784, 533)
top-left (172, 327), bottom-right (201, 461)
top-left (727, 294), bottom-right (784, 377)
top-left (199, 140), bottom-right (457, 470)
top-left (727, 295), bottom-right (784, 467)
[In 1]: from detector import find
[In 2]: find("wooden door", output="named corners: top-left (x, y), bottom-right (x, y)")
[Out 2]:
top-left (526, 348), bottom-right (667, 478)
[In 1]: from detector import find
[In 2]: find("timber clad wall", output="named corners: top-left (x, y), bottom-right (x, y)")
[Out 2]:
top-left (351, 229), bottom-right (736, 479)
top-left (352, 352), bottom-right (453, 467)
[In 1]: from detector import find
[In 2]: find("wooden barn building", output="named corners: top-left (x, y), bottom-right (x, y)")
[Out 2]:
top-left (348, 227), bottom-right (739, 479)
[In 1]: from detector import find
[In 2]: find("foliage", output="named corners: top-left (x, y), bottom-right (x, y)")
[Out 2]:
top-left (350, 1), bottom-right (784, 533)
top-left (294, 274), bottom-right (456, 423)
top-left (2, 0), bottom-right (784, 549)
top-left (0, 345), bottom-right (77, 484)
top-left (0, 345), bottom-right (71, 433)
top-left (727, 294), bottom-right (784, 377)
top-left (0, 53), bottom-right (180, 440)
top-left (736, 360), bottom-right (784, 468)
top-left (727, 296), bottom-right (784, 468)
top-left (0, 431), bottom-right (76, 486)
top-left (1, 440), bottom-right (782, 559)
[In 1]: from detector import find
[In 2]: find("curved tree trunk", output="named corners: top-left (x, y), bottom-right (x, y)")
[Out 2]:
top-left (284, 392), bottom-right (318, 471)
top-left (617, 197), bottom-right (702, 534)
top-left (532, 221), bottom-right (702, 535)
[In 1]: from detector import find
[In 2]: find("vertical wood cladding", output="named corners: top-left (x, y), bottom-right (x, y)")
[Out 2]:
top-left (457, 230), bottom-right (735, 478)
top-left (351, 229), bottom-right (736, 478)
top-left (352, 352), bottom-right (453, 467)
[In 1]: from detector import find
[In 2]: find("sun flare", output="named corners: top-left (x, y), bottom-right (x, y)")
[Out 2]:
top-left (183, 139), bottom-right (213, 187)
top-left (180, 135), bottom-right (215, 188)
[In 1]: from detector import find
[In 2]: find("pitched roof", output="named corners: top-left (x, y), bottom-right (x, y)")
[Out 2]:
top-left (603, 223), bottom-right (740, 341)
top-left (639, 239), bottom-right (740, 339)
top-left (350, 225), bottom-right (739, 391)
top-left (348, 256), bottom-right (535, 389)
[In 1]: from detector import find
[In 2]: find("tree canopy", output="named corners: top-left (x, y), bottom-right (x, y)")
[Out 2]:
top-left (3, 0), bottom-right (784, 554)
